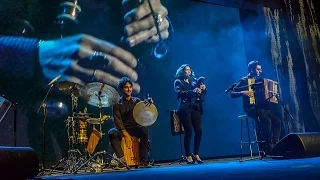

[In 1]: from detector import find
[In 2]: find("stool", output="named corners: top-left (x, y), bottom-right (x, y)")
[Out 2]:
top-left (238, 115), bottom-right (260, 161)
top-left (121, 136), bottom-right (140, 166)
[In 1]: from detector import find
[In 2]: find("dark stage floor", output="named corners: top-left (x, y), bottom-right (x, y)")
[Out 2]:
top-left (36, 156), bottom-right (320, 180)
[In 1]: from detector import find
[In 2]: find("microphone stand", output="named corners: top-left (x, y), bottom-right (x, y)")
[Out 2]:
top-left (37, 83), bottom-right (54, 175)
top-left (168, 110), bottom-right (185, 165)
top-left (276, 96), bottom-right (294, 134)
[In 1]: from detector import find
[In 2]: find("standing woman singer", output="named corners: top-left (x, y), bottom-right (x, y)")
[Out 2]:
top-left (174, 64), bottom-right (207, 164)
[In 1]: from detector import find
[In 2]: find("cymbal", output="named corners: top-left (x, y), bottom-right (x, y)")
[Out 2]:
top-left (57, 81), bottom-right (83, 96)
top-left (74, 113), bottom-right (92, 116)
top-left (86, 115), bottom-right (110, 125)
top-left (75, 113), bottom-right (92, 120)
top-left (86, 118), bottom-right (104, 125)
top-left (133, 101), bottom-right (158, 126)
top-left (80, 82), bottom-right (120, 107)
top-left (75, 112), bottom-right (92, 116)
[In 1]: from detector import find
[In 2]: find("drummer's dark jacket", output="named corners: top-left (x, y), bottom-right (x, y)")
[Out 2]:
top-left (174, 78), bottom-right (207, 114)
top-left (113, 96), bottom-right (141, 130)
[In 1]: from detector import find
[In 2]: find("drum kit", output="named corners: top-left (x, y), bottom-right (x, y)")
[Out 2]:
top-left (45, 80), bottom-right (158, 174)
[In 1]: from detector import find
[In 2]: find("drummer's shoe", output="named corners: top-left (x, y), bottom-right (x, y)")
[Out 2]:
top-left (114, 157), bottom-right (127, 170)
top-left (138, 158), bottom-right (152, 168)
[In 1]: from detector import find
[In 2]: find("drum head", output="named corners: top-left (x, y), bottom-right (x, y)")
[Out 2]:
top-left (133, 101), bottom-right (158, 126)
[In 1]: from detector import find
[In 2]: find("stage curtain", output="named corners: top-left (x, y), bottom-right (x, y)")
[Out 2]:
top-left (262, 0), bottom-right (320, 133)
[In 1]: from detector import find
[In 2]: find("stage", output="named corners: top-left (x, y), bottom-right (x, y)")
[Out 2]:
top-left (37, 156), bottom-right (320, 180)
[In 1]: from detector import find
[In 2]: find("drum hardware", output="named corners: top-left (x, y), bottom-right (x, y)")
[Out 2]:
top-left (56, 0), bottom-right (81, 38)
top-left (86, 115), bottom-right (110, 125)
top-left (73, 82), bottom-right (129, 173)
top-left (79, 82), bottom-right (120, 108)
top-left (47, 82), bottom-right (89, 174)
top-left (57, 81), bottom-right (83, 97)
top-left (86, 115), bottom-right (110, 155)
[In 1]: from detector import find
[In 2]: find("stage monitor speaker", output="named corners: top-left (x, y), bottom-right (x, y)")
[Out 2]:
top-left (0, 146), bottom-right (39, 179)
top-left (271, 132), bottom-right (320, 158)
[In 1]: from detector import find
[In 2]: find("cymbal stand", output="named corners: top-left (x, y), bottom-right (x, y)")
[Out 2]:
top-left (73, 93), bottom-right (130, 173)
top-left (37, 83), bottom-right (54, 176)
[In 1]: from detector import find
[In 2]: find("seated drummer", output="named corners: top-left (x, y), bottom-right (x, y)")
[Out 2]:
top-left (108, 77), bottom-right (152, 169)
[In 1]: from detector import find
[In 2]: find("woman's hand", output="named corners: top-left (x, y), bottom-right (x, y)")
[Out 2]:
top-left (200, 84), bottom-right (206, 90)
top-left (193, 88), bottom-right (202, 94)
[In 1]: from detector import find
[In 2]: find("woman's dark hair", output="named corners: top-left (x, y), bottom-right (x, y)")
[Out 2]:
top-left (175, 64), bottom-right (195, 79)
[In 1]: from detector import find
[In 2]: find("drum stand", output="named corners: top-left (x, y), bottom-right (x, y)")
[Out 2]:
top-left (47, 93), bottom-right (87, 175)
top-left (73, 93), bottom-right (130, 173)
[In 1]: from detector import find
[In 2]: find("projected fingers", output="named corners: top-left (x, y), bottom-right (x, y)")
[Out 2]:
top-left (124, 7), bottom-right (168, 37)
top-left (125, 18), bottom-right (169, 47)
top-left (123, 0), bottom-right (165, 24)
top-left (66, 35), bottom-right (141, 93)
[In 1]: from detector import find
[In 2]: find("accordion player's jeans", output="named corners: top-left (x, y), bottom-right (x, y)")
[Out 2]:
top-left (245, 108), bottom-right (281, 153)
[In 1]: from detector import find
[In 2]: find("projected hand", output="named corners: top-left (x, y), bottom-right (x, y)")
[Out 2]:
top-left (39, 34), bottom-right (140, 93)
top-left (121, 0), bottom-right (169, 47)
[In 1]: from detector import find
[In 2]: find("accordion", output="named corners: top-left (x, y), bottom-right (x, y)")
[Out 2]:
top-left (248, 78), bottom-right (279, 104)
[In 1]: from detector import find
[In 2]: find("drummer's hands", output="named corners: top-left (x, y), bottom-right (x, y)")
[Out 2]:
top-left (121, 0), bottom-right (169, 47)
top-left (38, 34), bottom-right (141, 93)
top-left (144, 98), bottom-right (153, 107)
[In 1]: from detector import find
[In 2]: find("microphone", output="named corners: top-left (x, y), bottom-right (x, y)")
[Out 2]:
top-left (224, 83), bottom-right (237, 94)
top-left (47, 75), bottom-right (62, 86)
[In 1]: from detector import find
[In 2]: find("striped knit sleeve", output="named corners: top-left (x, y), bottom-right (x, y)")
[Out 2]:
top-left (0, 36), bottom-right (39, 81)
